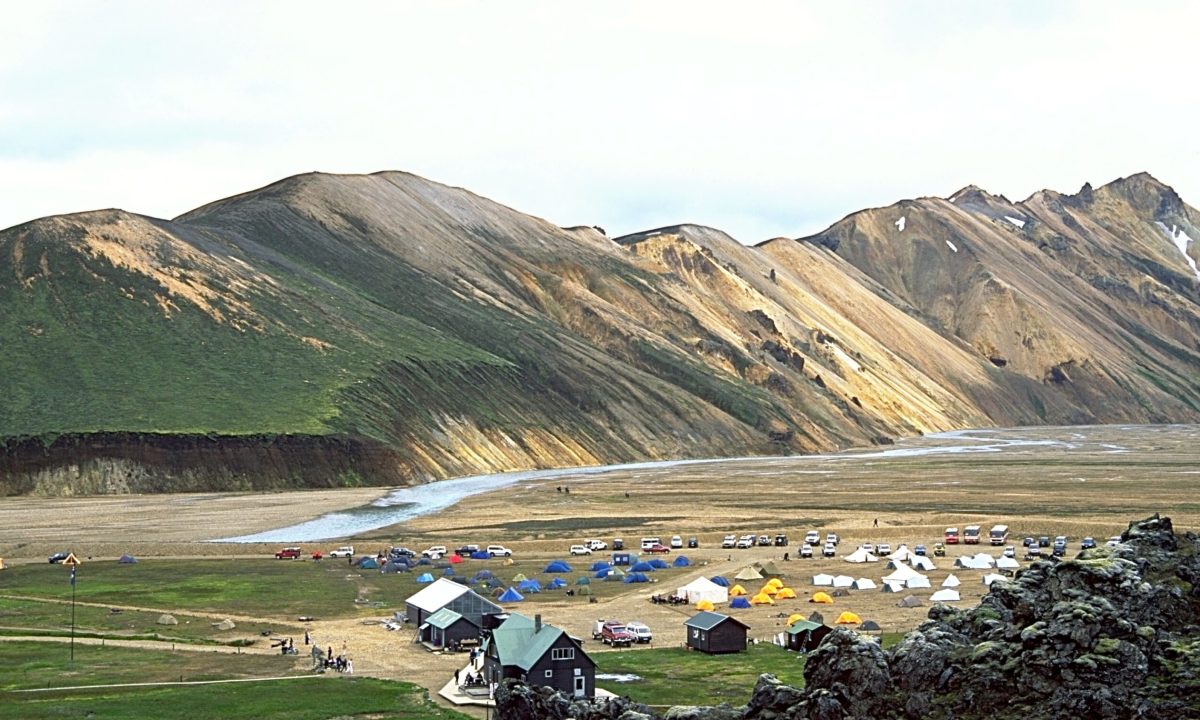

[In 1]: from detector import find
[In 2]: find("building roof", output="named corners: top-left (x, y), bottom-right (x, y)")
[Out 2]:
top-left (486, 613), bottom-right (594, 672)
top-left (406, 577), bottom-right (471, 613)
top-left (786, 620), bottom-right (825, 635)
top-left (684, 611), bottom-right (750, 632)
top-left (425, 607), bottom-right (466, 630)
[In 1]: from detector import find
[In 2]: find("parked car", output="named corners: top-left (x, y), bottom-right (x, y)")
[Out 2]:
top-left (670, 535), bottom-right (684, 549)
top-left (1025, 545), bottom-right (1044, 560)
top-left (1052, 537), bottom-right (1067, 557)
top-left (626, 621), bottom-right (653, 644)
top-left (736, 535), bottom-right (755, 549)
top-left (644, 543), bottom-right (671, 554)
top-left (454, 544), bottom-right (480, 557)
top-left (774, 534), bottom-right (789, 546)
top-left (569, 544), bottom-right (593, 556)
top-left (1038, 536), bottom-right (1051, 548)
top-left (422, 546), bottom-right (447, 559)
top-left (757, 535), bottom-right (771, 547)
top-left (822, 542), bottom-right (837, 557)
top-left (1080, 536), bottom-right (1097, 549)
top-left (329, 546), bottom-right (355, 559)
top-left (596, 620), bottom-right (634, 647)
top-left (914, 544), bottom-right (927, 556)
top-left (933, 542), bottom-right (946, 557)
top-left (877, 543), bottom-right (892, 556)
top-left (486, 545), bottom-right (513, 557)
top-left (612, 538), bottom-right (625, 550)
top-left (1003, 545), bottom-right (1016, 558)
top-left (275, 547), bottom-right (302, 560)
top-left (861, 542), bottom-right (875, 554)
top-left (1105, 536), bottom-right (1122, 547)
top-left (388, 546), bottom-right (416, 559)
top-left (825, 533), bottom-right (839, 546)
top-left (48, 551), bottom-right (71, 564)
top-left (687, 537), bottom-right (699, 548)
top-left (722, 534), bottom-right (737, 548)
top-left (586, 539), bottom-right (608, 551)
top-left (804, 530), bottom-right (820, 545)
top-left (799, 544), bottom-right (813, 558)
top-left (1022, 536), bottom-right (1036, 547)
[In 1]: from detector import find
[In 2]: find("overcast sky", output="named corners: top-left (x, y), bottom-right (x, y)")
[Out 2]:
top-left (2, 2), bottom-right (1197, 243)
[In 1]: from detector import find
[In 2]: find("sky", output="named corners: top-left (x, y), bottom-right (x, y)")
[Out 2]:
top-left (2, 2), bottom-right (1198, 243)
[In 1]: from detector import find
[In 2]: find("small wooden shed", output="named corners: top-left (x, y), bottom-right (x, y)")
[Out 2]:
top-left (684, 611), bottom-right (749, 654)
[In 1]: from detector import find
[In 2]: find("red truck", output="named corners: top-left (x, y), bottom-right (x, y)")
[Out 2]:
top-left (274, 547), bottom-right (302, 559)
top-left (593, 620), bottom-right (634, 647)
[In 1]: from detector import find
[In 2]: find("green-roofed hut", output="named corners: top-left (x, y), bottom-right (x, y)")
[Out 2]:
top-left (423, 607), bottom-right (478, 650)
top-left (482, 613), bottom-right (595, 698)
top-left (785, 619), bottom-right (832, 652)
top-left (683, 611), bottom-right (750, 654)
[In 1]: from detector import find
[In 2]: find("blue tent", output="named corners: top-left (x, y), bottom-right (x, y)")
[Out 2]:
top-left (672, 556), bottom-right (690, 567)
top-left (118, 554), bottom-right (138, 564)
top-left (357, 557), bottom-right (379, 569)
top-left (730, 596), bottom-right (751, 609)
top-left (649, 558), bottom-right (670, 569)
top-left (575, 576), bottom-right (591, 585)
top-left (630, 561), bottom-right (655, 572)
top-left (487, 577), bottom-right (504, 588)
top-left (517, 579), bottom-right (543, 593)
top-left (473, 569), bottom-right (494, 580)
top-left (442, 567), bottom-right (456, 576)
top-left (380, 561), bottom-right (409, 574)
top-left (549, 577), bottom-right (568, 589)
top-left (471, 550), bottom-right (491, 560)
top-left (416, 572), bottom-right (435, 583)
top-left (416, 558), bottom-right (432, 566)
top-left (711, 576), bottom-right (731, 587)
top-left (624, 572), bottom-right (650, 583)
top-left (594, 570), bottom-right (611, 579)
top-left (590, 561), bottom-right (611, 572)
top-left (498, 587), bottom-right (524, 602)
top-left (544, 560), bottom-right (572, 573)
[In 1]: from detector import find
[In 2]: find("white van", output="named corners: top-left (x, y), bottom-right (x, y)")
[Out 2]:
top-left (640, 537), bottom-right (661, 551)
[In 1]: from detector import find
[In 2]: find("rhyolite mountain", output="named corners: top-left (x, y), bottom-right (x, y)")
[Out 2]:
top-left (2, 171), bottom-right (1198, 494)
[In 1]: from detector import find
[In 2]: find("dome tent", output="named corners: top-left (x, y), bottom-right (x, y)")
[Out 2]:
top-left (415, 572), bottom-right (435, 583)
top-left (730, 596), bottom-right (751, 609)
top-left (673, 555), bottom-right (690, 567)
top-left (497, 587), bottom-right (524, 602)
top-left (544, 560), bottom-right (572, 573)
top-left (710, 576), bottom-right (730, 587)
top-left (696, 599), bottom-right (715, 611)
top-left (810, 592), bottom-right (834, 604)
top-left (835, 611), bottom-right (862, 624)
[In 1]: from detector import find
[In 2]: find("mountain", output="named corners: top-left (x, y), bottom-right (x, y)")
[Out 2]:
top-left (2, 171), bottom-right (1198, 494)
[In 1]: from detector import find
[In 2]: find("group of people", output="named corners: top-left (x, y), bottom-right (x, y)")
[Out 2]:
top-left (305, 633), bottom-right (352, 674)
top-left (455, 668), bottom-right (485, 687)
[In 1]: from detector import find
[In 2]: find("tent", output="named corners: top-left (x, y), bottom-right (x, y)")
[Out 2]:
top-left (649, 558), bottom-right (670, 569)
top-left (605, 568), bottom-right (626, 579)
top-left (810, 592), bottom-right (834, 604)
top-left (434, 560), bottom-right (451, 569)
top-left (832, 588), bottom-right (850, 597)
top-left (910, 556), bottom-right (936, 571)
top-left (117, 554), bottom-right (137, 564)
top-left (729, 584), bottom-right (748, 596)
top-left (696, 599), bottom-right (715, 611)
top-left (157, 614), bottom-right (178, 625)
top-left (853, 578), bottom-right (877, 590)
top-left (941, 574), bottom-right (961, 587)
top-left (416, 558), bottom-right (432, 566)
top-left (730, 596), bottom-right (751, 609)
top-left (501, 557), bottom-right (515, 566)
top-left (897, 595), bottom-right (922, 608)
top-left (766, 578), bottom-right (784, 589)
top-left (487, 577), bottom-right (504, 588)
top-left (594, 570), bottom-right (611, 579)
top-left (451, 576), bottom-right (469, 585)
top-left (755, 560), bottom-right (782, 577)
top-left (518, 579), bottom-right (543, 593)
top-left (577, 585), bottom-right (593, 596)
top-left (860, 620), bottom-right (881, 631)
top-left (881, 581), bottom-right (906, 593)
top-left (512, 573), bottom-right (528, 583)
top-left (473, 569), bottom-right (494, 580)
top-left (734, 566), bottom-right (763, 581)
top-left (787, 613), bottom-right (806, 625)
top-left (930, 589), bottom-right (961, 602)
top-left (590, 560), bottom-right (612, 572)
top-left (678, 577), bottom-right (729, 605)
top-left (416, 572), bottom-right (435, 583)
top-left (673, 555), bottom-right (691, 567)
top-left (996, 556), bottom-right (1020, 570)
top-left (982, 573), bottom-right (1007, 586)
top-left (812, 574), bottom-right (834, 586)
top-left (835, 611), bottom-right (862, 624)
top-left (442, 567), bottom-right (456, 576)
top-left (905, 576), bottom-right (932, 589)
top-left (544, 560), bottom-right (572, 573)
top-left (471, 550), bottom-right (491, 560)
top-left (750, 592), bottom-right (776, 605)
top-left (380, 560), bottom-right (408, 573)
top-left (958, 554), bottom-right (996, 569)
top-left (0, 557), bottom-right (5, 570)
top-left (882, 562), bottom-right (922, 584)
top-left (630, 561), bottom-right (655, 572)
top-left (575, 576), bottom-right (591, 585)
top-left (808, 611), bottom-right (825, 624)
top-left (448, 554), bottom-right (463, 564)
top-left (844, 547), bottom-right (879, 563)
top-left (710, 576), bottom-right (730, 587)
top-left (497, 587), bottom-right (524, 602)
top-left (549, 577), bottom-right (568, 589)
top-left (974, 553), bottom-right (997, 566)
top-left (775, 587), bottom-right (797, 599)
top-left (832, 575), bottom-right (854, 588)
top-left (887, 545), bottom-right (912, 562)
top-left (624, 572), bottom-right (650, 583)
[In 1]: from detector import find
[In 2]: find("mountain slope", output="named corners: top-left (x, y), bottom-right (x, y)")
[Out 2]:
top-left (3, 170), bottom-right (1199, 494)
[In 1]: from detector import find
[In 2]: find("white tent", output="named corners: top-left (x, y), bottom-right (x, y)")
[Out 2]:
top-left (882, 562), bottom-right (922, 584)
top-left (812, 574), bottom-right (835, 586)
top-left (905, 575), bottom-right (932, 589)
top-left (853, 578), bottom-right (877, 590)
top-left (887, 545), bottom-right (912, 562)
top-left (982, 573), bottom-right (1007, 586)
top-left (844, 547), bottom-right (879, 563)
top-left (832, 575), bottom-right (855, 588)
top-left (677, 577), bottom-right (729, 605)
top-left (996, 556), bottom-right (1020, 570)
top-left (941, 574), bottom-right (961, 588)
top-left (973, 553), bottom-right (996, 567)
top-left (955, 556), bottom-right (990, 570)
top-left (930, 589), bottom-right (961, 602)
top-left (910, 556), bottom-right (936, 571)
top-left (881, 580), bottom-right (906, 593)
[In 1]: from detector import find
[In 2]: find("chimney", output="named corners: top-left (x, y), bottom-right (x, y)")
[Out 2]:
top-left (535, 614), bottom-right (542, 633)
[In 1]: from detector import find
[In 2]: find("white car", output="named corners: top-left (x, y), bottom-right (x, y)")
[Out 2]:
top-left (862, 542), bottom-right (875, 554)
top-left (585, 539), bottom-right (608, 551)
top-left (736, 535), bottom-right (755, 549)
top-left (877, 543), bottom-right (892, 556)
top-left (1003, 545), bottom-right (1016, 558)
top-left (825, 533), bottom-right (839, 546)
top-left (626, 621), bottom-right (653, 643)
top-left (670, 535), bottom-right (684, 548)
top-left (799, 544), bottom-right (813, 558)
top-left (329, 546), bottom-right (355, 558)
top-left (486, 545), bottom-right (513, 557)
top-left (421, 545), bottom-right (447, 559)
top-left (722, 534), bottom-right (737, 548)
top-left (569, 544), bottom-right (593, 556)
top-left (1105, 536), bottom-right (1122, 547)
top-left (804, 531), bottom-right (820, 545)
top-left (822, 542), bottom-right (837, 557)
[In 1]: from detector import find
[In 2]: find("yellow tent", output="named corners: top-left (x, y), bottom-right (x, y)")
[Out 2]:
top-left (750, 592), bottom-right (776, 605)
top-left (759, 584), bottom-right (778, 596)
top-left (0, 557), bottom-right (6, 570)
top-left (787, 613), bottom-right (806, 625)
top-left (766, 577), bottom-right (784, 589)
top-left (836, 611), bottom-right (862, 624)
top-left (512, 573), bottom-right (528, 582)
top-left (810, 591), bottom-right (834, 604)
top-left (502, 557), bottom-right (515, 566)
top-left (696, 599), bottom-right (715, 611)
top-left (729, 584), bottom-right (748, 596)
top-left (775, 587), bottom-right (797, 599)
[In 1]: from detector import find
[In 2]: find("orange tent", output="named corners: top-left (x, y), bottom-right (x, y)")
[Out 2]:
top-left (836, 611), bottom-right (862, 624)
top-left (775, 587), bottom-right (797, 599)
top-left (696, 599), bottom-right (715, 611)
top-left (810, 591), bottom-right (834, 604)
top-left (750, 592), bottom-right (776, 605)
top-left (766, 578), bottom-right (784, 589)
top-left (787, 613), bottom-right (806, 625)
top-left (759, 585), bottom-right (778, 596)
top-left (729, 584), bottom-right (748, 596)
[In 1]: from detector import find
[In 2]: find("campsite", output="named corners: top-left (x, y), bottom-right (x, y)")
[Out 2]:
top-left (1, 425), bottom-right (1198, 716)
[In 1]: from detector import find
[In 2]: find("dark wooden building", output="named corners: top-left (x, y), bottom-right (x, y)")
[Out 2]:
top-left (483, 613), bottom-right (596, 698)
top-left (684, 611), bottom-right (749, 654)
top-left (786, 619), bottom-right (832, 652)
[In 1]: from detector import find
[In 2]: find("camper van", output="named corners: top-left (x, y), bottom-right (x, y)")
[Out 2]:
top-left (963, 525), bottom-right (982, 544)
top-left (989, 525), bottom-right (1010, 546)
top-left (640, 537), bottom-right (662, 551)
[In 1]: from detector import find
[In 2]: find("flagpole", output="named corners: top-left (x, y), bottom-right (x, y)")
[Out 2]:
top-left (70, 564), bottom-right (76, 665)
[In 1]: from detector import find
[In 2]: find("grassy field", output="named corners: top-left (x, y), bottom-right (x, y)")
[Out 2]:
top-left (595, 644), bottom-right (807, 706)
top-left (0, 675), bottom-right (469, 720)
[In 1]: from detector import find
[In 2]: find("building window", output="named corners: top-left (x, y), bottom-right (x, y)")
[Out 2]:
top-left (691, 628), bottom-right (699, 638)
top-left (545, 669), bottom-right (553, 678)
top-left (551, 647), bottom-right (575, 661)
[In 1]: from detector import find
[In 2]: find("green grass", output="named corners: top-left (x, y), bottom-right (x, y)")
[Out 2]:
top-left (595, 644), bottom-right (807, 706)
